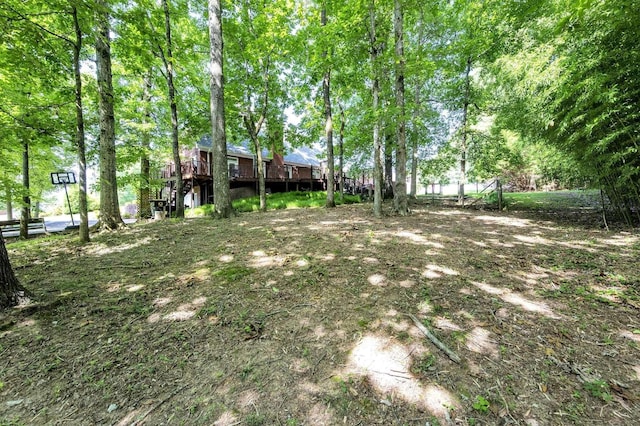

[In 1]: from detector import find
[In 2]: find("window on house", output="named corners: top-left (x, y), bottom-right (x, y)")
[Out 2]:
top-left (228, 158), bottom-right (239, 177)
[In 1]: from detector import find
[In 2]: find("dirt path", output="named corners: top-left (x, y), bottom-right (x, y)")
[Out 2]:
top-left (1, 202), bottom-right (639, 425)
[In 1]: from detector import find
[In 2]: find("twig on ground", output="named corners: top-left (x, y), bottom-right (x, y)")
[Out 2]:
top-left (130, 386), bottom-right (187, 426)
top-left (406, 313), bottom-right (461, 364)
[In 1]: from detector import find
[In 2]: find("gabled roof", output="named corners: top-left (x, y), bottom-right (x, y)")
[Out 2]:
top-left (196, 136), bottom-right (324, 167)
top-left (284, 146), bottom-right (323, 167)
top-left (196, 136), bottom-right (270, 159)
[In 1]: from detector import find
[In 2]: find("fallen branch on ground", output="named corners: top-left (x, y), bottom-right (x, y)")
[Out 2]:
top-left (407, 313), bottom-right (461, 364)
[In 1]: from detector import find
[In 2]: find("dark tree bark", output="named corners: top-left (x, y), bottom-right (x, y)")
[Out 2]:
top-left (393, 0), bottom-right (408, 215)
top-left (338, 104), bottom-right (345, 199)
top-left (384, 126), bottom-right (394, 199)
top-left (161, 0), bottom-right (184, 218)
top-left (138, 74), bottom-right (152, 219)
top-left (20, 141), bottom-right (30, 239)
top-left (208, 0), bottom-right (232, 217)
top-left (410, 84), bottom-right (419, 199)
top-left (0, 235), bottom-right (28, 310)
top-left (96, 0), bottom-right (124, 229)
top-left (458, 57), bottom-right (472, 205)
top-left (72, 7), bottom-right (90, 242)
top-left (369, 0), bottom-right (383, 218)
top-left (321, 3), bottom-right (335, 208)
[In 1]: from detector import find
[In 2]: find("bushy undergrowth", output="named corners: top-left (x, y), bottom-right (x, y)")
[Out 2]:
top-left (186, 191), bottom-right (360, 217)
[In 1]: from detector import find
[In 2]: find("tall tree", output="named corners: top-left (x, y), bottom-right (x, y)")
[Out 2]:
top-left (321, 2), bottom-right (336, 208)
top-left (393, 0), bottom-right (408, 215)
top-left (137, 74), bottom-right (153, 219)
top-left (208, 0), bottom-right (232, 217)
top-left (19, 140), bottom-right (31, 240)
top-left (369, 0), bottom-right (384, 218)
top-left (154, 0), bottom-right (185, 218)
top-left (95, 0), bottom-right (124, 229)
top-left (72, 5), bottom-right (90, 242)
top-left (225, 0), bottom-right (295, 213)
top-left (458, 57), bottom-right (471, 205)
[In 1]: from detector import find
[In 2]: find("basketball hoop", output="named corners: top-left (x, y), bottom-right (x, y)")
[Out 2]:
top-left (50, 172), bottom-right (77, 228)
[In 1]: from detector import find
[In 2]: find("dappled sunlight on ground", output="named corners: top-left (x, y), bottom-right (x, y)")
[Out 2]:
top-left (512, 234), bottom-right (550, 246)
top-left (632, 365), bottom-right (640, 381)
top-left (434, 317), bottom-right (464, 332)
top-left (619, 330), bottom-right (640, 344)
top-left (147, 296), bottom-right (206, 323)
top-left (5, 202), bottom-right (639, 425)
top-left (465, 327), bottom-right (500, 359)
top-left (306, 402), bottom-right (336, 425)
top-left (384, 229), bottom-right (446, 249)
top-left (508, 268), bottom-right (550, 286)
top-left (483, 237), bottom-right (516, 248)
top-left (429, 210), bottom-right (467, 216)
top-left (513, 234), bottom-right (602, 253)
top-left (344, 334), bottom-right (459, 418)
top-left (249, 250), bottom-right (287, 268)
top-left (398, 279), bottom-right (416, 288)
top-left (152, 297), bottom-right (171, 307)
top-left (589, 284), bottom-right (624, 303)
top-left (471, 281), bottom-right (562, 319)
top-left (368, 273), bottom-right (386, 286)
top-left (126, 284), bottom-right (144, 292)
top-left (600, 234), bottom-right (639, 248)
top-left (474, 215), bottom-right (532, 227)
top-left (422, 264), bottom-right (459, 279)
top-left (213, 411), bottom-right (239, 426)
top-left (84, 236), bottom-right (154, 256)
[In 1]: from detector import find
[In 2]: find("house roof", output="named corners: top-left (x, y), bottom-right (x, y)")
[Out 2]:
top-left (196, 136), bottom-right (324, 167)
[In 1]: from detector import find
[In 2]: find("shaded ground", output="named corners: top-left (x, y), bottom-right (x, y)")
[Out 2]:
top-left (1, 199), bottom-right (639, 425)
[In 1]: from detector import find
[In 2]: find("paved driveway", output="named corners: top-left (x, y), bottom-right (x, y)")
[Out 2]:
top-left (1, 213), bottom-right (136, 238)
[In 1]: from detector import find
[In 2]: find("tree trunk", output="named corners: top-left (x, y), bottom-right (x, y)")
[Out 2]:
top-left (20, 141), bottom-right (30, 239)
top-left (369, 1), bottom-right (383, 218)
top-left (410, 80), bottom-right (420, 199)
top-left (338, 104), bottom-right (345, 199)
top-left (393, 0), bottom-right (408, 215)
top-left (96, 0), bottom-right (124, 229)
top-left (243, 113), bottom-right (266, 212)
top-left (4, 183), bottom-right (12, 221)
top-left (256, 139), bottom-right (266, 212)
top-left (459, 57), bottom-right (472, 205)
top-left (321, 3), bottom-right (335, 208)
top-left (208, 0), bottom-right (232, 218)
top-left (0, 235), bottom-right (28, 310)
top-left (384, 127), bottom-right (394, 199)
top-left (162, 0), bottom-right (184, 218)
top-left (138, 74), bottom-right (152, 219)
top-left (72, 7), bottom-right (90, 242)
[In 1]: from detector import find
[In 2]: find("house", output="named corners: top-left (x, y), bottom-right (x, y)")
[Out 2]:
top-left (160, 137), bottom-right (354, 208)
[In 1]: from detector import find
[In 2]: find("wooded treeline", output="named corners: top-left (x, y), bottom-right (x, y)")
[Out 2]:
top-left (1, 0), bottom-right (639, 228)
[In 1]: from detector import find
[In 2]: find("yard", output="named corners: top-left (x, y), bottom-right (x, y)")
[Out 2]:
top-left (1, 195), bottom-right (639, 425)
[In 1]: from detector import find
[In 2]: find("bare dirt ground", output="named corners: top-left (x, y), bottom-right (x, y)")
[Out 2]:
top-left (1, 200), bottom-right (639, 425)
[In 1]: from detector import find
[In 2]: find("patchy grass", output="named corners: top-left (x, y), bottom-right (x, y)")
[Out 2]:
top-left (501, 189), bottom-right (602, 211)
top-left (187, 191), bottom-right (361, 217)
top-left (1, 200), bottom-right (639, 425)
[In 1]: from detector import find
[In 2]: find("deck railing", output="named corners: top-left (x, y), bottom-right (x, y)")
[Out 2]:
top-left (162, 160), bottom-right (324, 181)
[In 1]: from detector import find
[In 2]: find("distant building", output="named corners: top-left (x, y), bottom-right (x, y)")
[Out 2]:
top-left (160, 137), bottom-right (356, 207)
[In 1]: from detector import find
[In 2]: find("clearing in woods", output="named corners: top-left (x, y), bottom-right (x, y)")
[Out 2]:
top-left (1, 197), bottom-right (639, 425)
